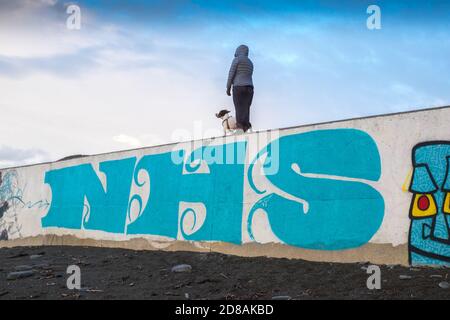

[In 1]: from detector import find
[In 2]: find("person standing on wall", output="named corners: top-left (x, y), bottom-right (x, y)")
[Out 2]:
top-left (226, 44), bottom-right (254, 133)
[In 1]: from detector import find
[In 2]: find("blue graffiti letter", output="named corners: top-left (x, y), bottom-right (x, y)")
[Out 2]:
top-left (247, 129), bottom-right (384, 250)
top-left (42, 157), bottom-right (136, 233)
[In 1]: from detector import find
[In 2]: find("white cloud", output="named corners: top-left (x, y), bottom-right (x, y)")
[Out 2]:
top-left (113, 134), bottom-right (143, 148)
top-left (0, 145), bottom-right (50, 168)
top-left (112, 133), bottom-right (170, 149)
top-left (0, 0), bottom-right (108, 59)
top-left (24, 0), bottom-right (58, 7)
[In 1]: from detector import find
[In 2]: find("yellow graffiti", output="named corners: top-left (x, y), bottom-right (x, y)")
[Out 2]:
top-left (402, 168), bottom-right (413, 193)
top-left (411, 193), bottom-right (437, 218)
top-left (443, 192), bottom-right (450, 214)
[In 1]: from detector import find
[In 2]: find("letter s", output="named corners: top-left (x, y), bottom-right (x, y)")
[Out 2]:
top-left (247, 129), bottom-right (384, 250)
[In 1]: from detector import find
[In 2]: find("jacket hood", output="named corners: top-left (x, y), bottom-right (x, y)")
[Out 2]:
top-left (235, 45), bottom-right (249, 57)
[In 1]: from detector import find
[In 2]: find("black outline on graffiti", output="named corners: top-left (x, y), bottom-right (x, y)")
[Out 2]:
top-left (440, 155), bottom-right (450, 215)
top-left (409, 193), bottom-right (438, 220)
top-left (409, 141), bottom-right (450, 264)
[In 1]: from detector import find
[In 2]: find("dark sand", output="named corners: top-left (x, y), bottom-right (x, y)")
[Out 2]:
top-left (0, 246), bottom-right (449, 300)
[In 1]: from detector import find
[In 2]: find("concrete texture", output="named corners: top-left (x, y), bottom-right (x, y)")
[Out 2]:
top-left (1, 235), bottom-right (408, 265)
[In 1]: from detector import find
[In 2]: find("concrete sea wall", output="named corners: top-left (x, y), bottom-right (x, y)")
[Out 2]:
top-left (2, 106), bottom-right (450, 266)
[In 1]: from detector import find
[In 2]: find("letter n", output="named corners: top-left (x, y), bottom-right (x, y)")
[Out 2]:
top-left (42, 157), bottom-right (136, 233)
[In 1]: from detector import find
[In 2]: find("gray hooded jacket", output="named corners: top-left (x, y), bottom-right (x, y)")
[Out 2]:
top-left (227, 45), bottom-right (254, 90)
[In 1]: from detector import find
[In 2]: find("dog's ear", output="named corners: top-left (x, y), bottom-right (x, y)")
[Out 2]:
top-left (217, 109), bottom-right (231, 118)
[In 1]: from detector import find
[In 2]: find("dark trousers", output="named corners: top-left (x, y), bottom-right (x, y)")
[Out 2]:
top-left (233, 85), bottom-right (254, 132)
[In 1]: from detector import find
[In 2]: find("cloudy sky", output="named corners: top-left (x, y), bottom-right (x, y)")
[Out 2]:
top-left (1, 0), bottom-right (450, 168)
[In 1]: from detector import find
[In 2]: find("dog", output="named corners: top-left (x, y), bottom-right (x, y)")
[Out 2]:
top-left (216, 109), bottom-right (238, 135)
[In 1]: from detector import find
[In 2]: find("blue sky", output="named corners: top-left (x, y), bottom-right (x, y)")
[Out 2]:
top-left (0, 0), bottom-right (450, 167)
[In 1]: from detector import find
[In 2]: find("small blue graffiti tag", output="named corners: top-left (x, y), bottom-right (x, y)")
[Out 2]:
top-left (0, 170), bottom-right (50, 240)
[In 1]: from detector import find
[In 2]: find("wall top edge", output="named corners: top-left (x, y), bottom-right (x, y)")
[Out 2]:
top-left (2, 104), bottom-right (449, 171)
